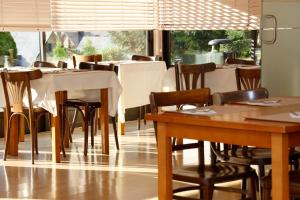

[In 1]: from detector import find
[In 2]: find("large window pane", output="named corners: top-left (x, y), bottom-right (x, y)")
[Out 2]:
top-left (45, 31), bottom-right (148, 67)
top-left (170, 30), bottom-right (257, 65)
top-left (0, 32), bottom-right (40, 67)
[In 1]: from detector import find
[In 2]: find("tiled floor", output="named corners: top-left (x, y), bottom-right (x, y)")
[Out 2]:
top-left (0, 121), bottom-right (245, 199)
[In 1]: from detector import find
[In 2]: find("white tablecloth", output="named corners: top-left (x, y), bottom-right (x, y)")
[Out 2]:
top-left (98, 61), bottom-right (167, 122)
top-left (0, 69), bottom-right (122, 117)
top-left (162, 66), bottom-right (238, 93)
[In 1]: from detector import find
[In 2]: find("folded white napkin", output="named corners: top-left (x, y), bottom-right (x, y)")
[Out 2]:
top-left (178, 108), bottom-right (217, 115)
top-left (246, 100), bottom-right (281, 107)
top-left (289, 112), bottom-right (300, 119)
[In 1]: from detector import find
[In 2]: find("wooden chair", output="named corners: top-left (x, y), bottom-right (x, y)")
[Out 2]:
top-left (261, 171), bottom-right (300, 200)
top-left (149, 88), bottom-right (257, 200)
top-left (1, 69), bottom-right (49, 164)
top-left (225, 58), bottom-right (256, 65)
top-left (175, 62), bottom-right (216, 90)
top-left (72, 54), bottom-right (102, 68)
top-left (131, 54), bottom-right (155, 130)
top-left (236, 67), bottom-right (261, 90)
top-left (34, 61), bottom-right (68, 69)
top-left (172, 61), bottom-right (216, 151)
top-left (61, 62), bottom-right (119, 156)
top-left (212, 88), bottom-right (300, 198)
top-left (131, 54), bottom-right (153, 61)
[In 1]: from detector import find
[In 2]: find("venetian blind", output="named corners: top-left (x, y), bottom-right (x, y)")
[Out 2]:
top-left (50, 0), bottom-right (156, 31)
top-left (157, 0), bottom-right (261, 30)
top-left (0, 0), bottom-right (51, 31)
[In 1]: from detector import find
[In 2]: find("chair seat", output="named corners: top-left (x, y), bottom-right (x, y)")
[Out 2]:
top-left (173, 162), bottom-right (256, 184)
top-left (220, 147), bottom-right (300, 166)
top-left (63, 99), bottom-right (101, 107)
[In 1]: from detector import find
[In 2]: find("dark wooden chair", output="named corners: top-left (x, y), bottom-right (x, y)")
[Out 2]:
top-left (261, 171), bottom-right (300, 200)
top-left (212, 88), bottom-right (300, 198)
top-left (150, 88), bottom-right (257, 200)
top-left (236, 67), bottom-right (261, 90)
top-left (61, 62), bottom-right (119, 156)
top-left (175, 62), bottom-right (216, 90)
top-left (225, 58), bottom-right (256, 65)
top-left (131, 54), bottom-right (156, 130)
top-left (34, 61), bottom-right (67, 69)
top-left (1, 69), bottom-right (50, 164)
top-left (72, 54), bottom-right (102, 68)
top-left (172, 61), bottom-right (216, 151)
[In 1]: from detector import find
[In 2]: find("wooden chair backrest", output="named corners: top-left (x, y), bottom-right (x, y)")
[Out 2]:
top-left (212, 88), bottom-right (269, 105)
top-left (131, 55), bottom-right (153, 61)
top-left (79, 62), bottom-right (117, 74)
top-left (175, 62), bottom-right (216, 90)
top-left (1, 70), bottom-right (43, 116)
top-left (150, 88), bottom-right (210, 115)
top-left (235, 68), bottom-right (261, 90)
top-left (73, 54), bottom-right (102, 68)
top-left (34, 61), bottom-right (56, 68)
top-left (225, 58), bottom-right (256, 65)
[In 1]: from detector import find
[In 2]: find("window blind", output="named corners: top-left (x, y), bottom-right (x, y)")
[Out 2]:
top-left (0, 0), bottom-right (51, 31)
top-left (158, 0), bottom-right (261, 30)
top-left (50, 0), bottom-right (156, 31)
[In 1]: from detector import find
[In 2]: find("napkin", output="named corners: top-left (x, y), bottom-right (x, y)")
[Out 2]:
top-left (289, 112), bottom-right (300, 119)
top-left (246, 100), bottom-right (281, 107)
top-left (178, 108), bottom-right (217, 115)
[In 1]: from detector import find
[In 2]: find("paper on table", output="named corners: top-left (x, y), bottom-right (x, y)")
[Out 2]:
top-left (245, 100), bottom-right (281, 107)
top-left (178, 108), bottom-right (217, 115)
top-left (289, 112), bottom-right (300, 119)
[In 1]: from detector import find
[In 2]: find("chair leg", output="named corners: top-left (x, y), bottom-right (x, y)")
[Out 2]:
top-left (202, 184), bottom-right (214, 200)
top-left (250, 175), bottom-right (257, 200)
top-left (83, 106), bottom-right (89, 156)
top-left (143, 105), bottom-right (147, 125)
top-left (111, 117), bottom-right (119, 150)
top-left (241, 178), bottom-right (247, 200)
top-left (70, 109), bottom-right (78, 134)
top-left (90, 109), bottom-right (95, 148)
top-left (138, 106), bottom-right (141, 130)
top-left (30, 122), bottom-right (35, 164)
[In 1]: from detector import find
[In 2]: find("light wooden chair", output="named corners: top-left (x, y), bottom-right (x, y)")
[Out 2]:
top-left (72, 54), bottom-right (102, 68)
top-left (1, 69), bottom-right (49, 164)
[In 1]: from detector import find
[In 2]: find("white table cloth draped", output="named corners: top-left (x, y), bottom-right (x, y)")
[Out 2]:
top-left (98, 61), bottom-right (167, 123)
top-left (0, 69), bottom-right (122, 117)
top-left (162, 65), bottom-right (260, 93)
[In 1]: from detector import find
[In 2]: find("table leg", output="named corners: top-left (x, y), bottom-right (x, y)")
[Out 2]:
top-left (51, 91), bottom-right (65, 163)
top-left (100, 88), bottom-right (109, 155)
top-left (271, 133), bottom-right (289, 200)
top-left (157, 123), bottom-right (172, 200)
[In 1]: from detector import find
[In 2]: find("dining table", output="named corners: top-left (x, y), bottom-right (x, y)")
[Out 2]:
top-left (98, 60), bottom-right (167, 134)
top-left (145, 96), bottom-right (300, 200)
top-left (0, 67), bottom-right (122, 163)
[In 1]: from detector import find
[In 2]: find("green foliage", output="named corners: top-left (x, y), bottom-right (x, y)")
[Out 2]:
top-left (0, 32), bottom-right (17, 57)
top-left (170, 30), bottom-right (226, 60)
top-left (53, 40), bottom-right (68, 60)
top-left (99, 47), bottom-right (126, 61)
top-left (109, 31), bottom-right (147, 55)
top-left (222, 30), bottom-right (251, 58)
top-left (82, 39), bottom-right (97, 55)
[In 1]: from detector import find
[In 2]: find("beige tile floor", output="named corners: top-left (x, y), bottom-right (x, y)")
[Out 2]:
top-left (0, 121), bottom-right (247, 199)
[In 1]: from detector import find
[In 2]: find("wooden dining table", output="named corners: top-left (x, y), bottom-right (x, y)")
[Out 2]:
top-left (145, 96), bottom-right (300, 200)
top-left (2, 68), bottom-right (122, 163)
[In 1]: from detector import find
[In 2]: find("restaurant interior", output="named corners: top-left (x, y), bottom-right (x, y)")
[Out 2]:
top-left (0, 0), bottom-right (299, 199)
